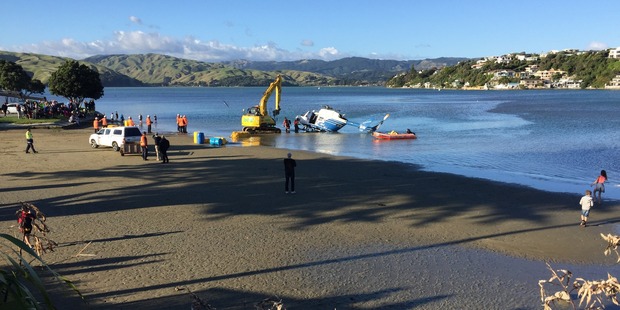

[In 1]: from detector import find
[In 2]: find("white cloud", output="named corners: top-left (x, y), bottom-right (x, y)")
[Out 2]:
top-left (318, 47), bottom-right (340, 60)
top-left (129, 16), bottom-right (142, 25)
top-left (587, 41), bottom-right (608, 50)
top-left (3, 30), bottom-right (354, 62)
top-left (301, 39), bottom-right (314, 47)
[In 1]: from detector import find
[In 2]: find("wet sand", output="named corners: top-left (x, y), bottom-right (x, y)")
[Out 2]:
top-left (1, 127), bottom-right (619, 309)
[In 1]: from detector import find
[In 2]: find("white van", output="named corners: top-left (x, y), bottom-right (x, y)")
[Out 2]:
top-left (6, 103), bottom-right (24, 114)
top-left (89, 126), bottom-right (142, 151)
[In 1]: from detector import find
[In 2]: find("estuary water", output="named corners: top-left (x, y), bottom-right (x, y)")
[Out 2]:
top-left (47, 87), bottom-right (620, 199)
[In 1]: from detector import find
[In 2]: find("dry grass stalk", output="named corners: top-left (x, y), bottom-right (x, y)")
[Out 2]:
top-left (539, 263), bottom-right (575, 310)
top-left (601, 233), bottom-right (620, 263)
top-left (255, 296), bottom-right (286, 310)
top-left (540, 234), bottom-right (620, 309)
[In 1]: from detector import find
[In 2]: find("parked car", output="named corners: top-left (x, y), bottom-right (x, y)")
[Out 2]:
top-left (89, 126), bottom-right (142, 151)
top-left (6, 103), bottom-right (24, 114)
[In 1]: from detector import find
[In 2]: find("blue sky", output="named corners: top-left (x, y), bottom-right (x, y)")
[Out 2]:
top-left (1, 0), bottom-right (619, 62)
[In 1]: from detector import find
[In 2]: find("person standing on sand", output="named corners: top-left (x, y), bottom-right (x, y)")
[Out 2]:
top-left (140, 131), bottom-right (148, 161)
top-left (17, 207), bottom-right (36, 248)
top-left (101, 115), bottom-right (108, 128)
top-left (283, 117), bottom-right (291, 133)
top-left (25, 128), bottom-right (38, 153)
top-left (152, 133), bottom-right (162, 161)
top-left (591, 170), bottom-right (607, 205)
top-left (93, 117), bottom-right (100, 133)
top-left (159, 136), bottom-right (170, 163)
top-left (284, 152), bottom-right (296, 194)
top-left (580, 189), bottom-right (594, 227)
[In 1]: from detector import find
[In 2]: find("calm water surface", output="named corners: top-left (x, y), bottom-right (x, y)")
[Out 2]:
top-left (45, 87), bottom-right (620, 199)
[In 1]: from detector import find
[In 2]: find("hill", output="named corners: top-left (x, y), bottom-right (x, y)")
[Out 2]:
top-left (224, 57), bottom-right (466, 85)
top-left (386, 50), bottom-right (620, 89)
top-left (82, 53), bottom-right (335, 87)
top-left (0, 51), bottom-right (144, 87)
top-left (1, 50), bottom-right (466, 87)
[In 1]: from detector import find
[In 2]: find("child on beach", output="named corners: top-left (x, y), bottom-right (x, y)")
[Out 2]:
top-left (591, 169), bottom-right (607, 205)
top-left (579, 189), bottom-right (594, 227)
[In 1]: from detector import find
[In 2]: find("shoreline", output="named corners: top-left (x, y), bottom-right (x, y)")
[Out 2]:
top-left (1, 127), bottom-right (619, 309)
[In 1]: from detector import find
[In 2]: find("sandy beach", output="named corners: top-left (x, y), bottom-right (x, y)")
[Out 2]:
top-left (1, 126), bottom-right (619, 309)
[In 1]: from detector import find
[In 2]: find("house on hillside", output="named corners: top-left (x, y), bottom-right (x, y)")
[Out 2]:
top-left (555, 77), bottom-right (582, 89)
top-left (534, 69), bottom-right (566, 81)
top-left (605, 75), bottom-right (620, 88)
top-left (493, 70), bottom-right (516, 78)
top-left (520, 79), bottom-right (542, 89)
top-left (609, 47), bottom-right (620, 59)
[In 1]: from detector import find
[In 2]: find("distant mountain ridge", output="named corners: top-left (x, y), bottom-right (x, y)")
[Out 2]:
top-left (224, 57), bottom-right (466, 84)
top-left (0, 50), bottom-right (466, 87)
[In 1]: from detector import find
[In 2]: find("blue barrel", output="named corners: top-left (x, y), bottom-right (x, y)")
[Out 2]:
top-left (209, 137), bottom-right (222, 146)
top-left (196, 132), bottom-right (205, 144)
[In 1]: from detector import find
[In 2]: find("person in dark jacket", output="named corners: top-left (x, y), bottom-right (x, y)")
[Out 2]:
top-left (152, 133), bottom-right (162, 161)
top-left (159, 136), bottom-right (170, 163)
top-left (284, 152), bottom-right (297, 193)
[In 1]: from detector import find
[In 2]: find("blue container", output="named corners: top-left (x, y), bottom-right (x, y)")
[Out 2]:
top-left (209, 137), bottom-right (223, 146)
top-left (196, 132), bottom-right (205, 144)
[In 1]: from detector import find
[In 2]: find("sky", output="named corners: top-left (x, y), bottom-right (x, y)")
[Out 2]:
top-left (1, 0), bottom-right (619, 62)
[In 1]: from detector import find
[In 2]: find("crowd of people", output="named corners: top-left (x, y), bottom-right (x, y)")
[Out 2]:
top-left (2, 98), bottom-right (96, 120)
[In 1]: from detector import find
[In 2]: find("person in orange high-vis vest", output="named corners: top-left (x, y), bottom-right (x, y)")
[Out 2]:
top-left (176, 114), bottom-right (182, 132)
top-left (93, 117), bottom-right (100, 133)
top-left (140, 131), bottom-right (148, 161)
top-left (181, 115), bottom-right (188, 133)
top-left (101, 115), bottom-right (108, 128)
top-left (127, 116), bottom-right (135, 126)
top-left (146, 115), bottom-right (152, 133)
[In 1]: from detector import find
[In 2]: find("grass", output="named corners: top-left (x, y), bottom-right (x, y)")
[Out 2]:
top-left (0, 116), bottom-right (63, 124)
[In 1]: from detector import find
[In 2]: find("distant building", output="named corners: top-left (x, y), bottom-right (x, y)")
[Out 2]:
top-left (609, 47), bottom-right (620, 59)
top-left (534, 69), bottom-right (566, 81)
top-left (520, 79), bottom-right (542, 89)
top-left (605, 75), bottom-right (620, 88)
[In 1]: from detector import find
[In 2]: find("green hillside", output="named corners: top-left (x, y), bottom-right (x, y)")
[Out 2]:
top-left (0, 51), bottom-right (143, 87)
top-left (386, 50), bottom-right (620, 89)
top-left (83, 54), bottom-right (337, 86)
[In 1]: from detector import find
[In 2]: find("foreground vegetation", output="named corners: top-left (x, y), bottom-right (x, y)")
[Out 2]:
top-left (540, 233), bottom-right (620, 309)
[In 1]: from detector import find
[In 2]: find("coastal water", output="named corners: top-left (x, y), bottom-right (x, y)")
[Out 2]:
top-left (45, 87), bottom-right (620, 199)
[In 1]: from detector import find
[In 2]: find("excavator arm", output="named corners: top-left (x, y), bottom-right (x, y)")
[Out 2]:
top-left (258, 75), bottom-right (282, 117)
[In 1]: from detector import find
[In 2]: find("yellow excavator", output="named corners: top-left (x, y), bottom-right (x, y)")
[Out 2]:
top-left (240, 74), bottom-right (282, 134)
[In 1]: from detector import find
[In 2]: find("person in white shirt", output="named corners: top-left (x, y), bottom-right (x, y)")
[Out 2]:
top-left (579, 189), bottom-right (594, 227)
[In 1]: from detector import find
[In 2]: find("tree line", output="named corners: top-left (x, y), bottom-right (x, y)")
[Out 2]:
top-left (0, 60), bottom-right (103, 108)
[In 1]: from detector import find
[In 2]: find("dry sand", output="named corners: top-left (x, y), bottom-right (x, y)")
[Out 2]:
top-left (1, 126), bottom-right (619, 309)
